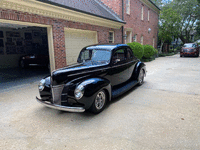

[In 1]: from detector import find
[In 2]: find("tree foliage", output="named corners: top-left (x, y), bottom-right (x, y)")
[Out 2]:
top-left (158, 7), bottom-right (181, 52)
top-left (164, 0), bottom-right (200, 43)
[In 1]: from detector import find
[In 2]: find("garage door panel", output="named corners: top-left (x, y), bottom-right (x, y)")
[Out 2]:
top-left (65, 29), bottom-right (97, 65)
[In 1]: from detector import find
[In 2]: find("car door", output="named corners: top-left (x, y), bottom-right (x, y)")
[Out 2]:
top-left (126, 47), bottom-right (138, 79)
top-left (109, 48), bottom-right (130, 86)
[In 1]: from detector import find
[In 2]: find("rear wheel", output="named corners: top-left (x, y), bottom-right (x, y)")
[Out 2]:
top-left (138, 69), bottom-right (145, 86)
top-left (90, 90), bottom-right (107, 114)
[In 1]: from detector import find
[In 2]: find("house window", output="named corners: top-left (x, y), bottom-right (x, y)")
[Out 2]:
top-left (109, 31), bottom-right (114, 43)
top-left (141, 35), bottom-right (143, 45)
top-left (148, 10), bottom-right (150, 21)
top-left (126, 0), bottom-right (130, 14)
top-left (133, 34), bottom-right (137, 42)
top-left (153, 38), bottom-right (155, 48)
top-left (141, 6), bottom-right (144, 20)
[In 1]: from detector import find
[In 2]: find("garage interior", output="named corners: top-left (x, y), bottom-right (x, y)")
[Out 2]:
top-left (0, 23), bottom-right (50, 84)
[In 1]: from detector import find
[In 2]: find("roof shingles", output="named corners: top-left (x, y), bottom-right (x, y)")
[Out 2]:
top-left (37, 0), bottom-right (124, 23)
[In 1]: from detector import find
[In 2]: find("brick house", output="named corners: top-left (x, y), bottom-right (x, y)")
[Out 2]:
top-left (0, 0), bottom-right (159, 71)
top-left (101, 0), bottom-right (160, 47)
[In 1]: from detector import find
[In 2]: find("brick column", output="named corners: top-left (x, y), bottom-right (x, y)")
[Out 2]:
top-left (52, 22), bottom-right (66, 69)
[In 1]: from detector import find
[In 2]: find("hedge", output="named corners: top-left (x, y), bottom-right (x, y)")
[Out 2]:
top-left (127, 42), bottom-right (144, 59)
top-left (143, 44), bottom-right (155, 59)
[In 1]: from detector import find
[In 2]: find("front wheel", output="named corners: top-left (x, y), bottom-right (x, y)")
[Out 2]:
top-left (89, 90), bottom-right (107, 114)
top-left (138, 69), bottom-right (145, 86)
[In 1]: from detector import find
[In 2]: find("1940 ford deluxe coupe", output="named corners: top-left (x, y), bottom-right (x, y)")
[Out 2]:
top-left (36, 44), bottom-right (146, 113)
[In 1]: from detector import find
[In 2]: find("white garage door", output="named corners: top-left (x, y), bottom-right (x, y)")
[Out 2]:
top-left (65, 29), bottom-right (97, 65)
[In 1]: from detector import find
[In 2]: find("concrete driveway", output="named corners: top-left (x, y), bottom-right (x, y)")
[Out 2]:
top-left (0, 54), bottom-right (200, 150)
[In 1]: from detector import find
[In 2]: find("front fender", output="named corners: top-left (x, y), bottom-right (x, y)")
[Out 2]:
top-left (64, 78), bottom-right (111, 110)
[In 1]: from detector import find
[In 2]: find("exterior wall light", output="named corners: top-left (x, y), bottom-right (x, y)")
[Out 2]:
top-left (148, 28), bottom-right (151, 33)
top-left (123, 34), bottom-right (127, 40)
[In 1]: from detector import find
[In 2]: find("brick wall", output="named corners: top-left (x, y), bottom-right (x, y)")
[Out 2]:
top-left (100, 0), bottom-right (123, 19)
top-left (124, 0), bottom-right (159, 48)
top-left (0, 8), bottom-right (122, 69)
top-left (100, 0), bottom-right (159, 48)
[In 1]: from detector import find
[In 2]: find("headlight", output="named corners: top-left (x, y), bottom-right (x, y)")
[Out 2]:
top-left (74, 84), bottom-right (85, 100)
top-left (38, 79), bottom-right (46, 91)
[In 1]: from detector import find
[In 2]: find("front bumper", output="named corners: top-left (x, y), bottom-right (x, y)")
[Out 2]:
top-left (36, 97), bottom-right (85, 112)
top-left (181, 52), bottom-right (198, 56)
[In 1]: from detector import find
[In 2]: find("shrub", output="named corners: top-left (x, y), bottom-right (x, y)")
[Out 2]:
top-left (127, 42), bottom-right (144, 59)
top-left (154, 49), bottom-right (158, 55)
top-left (143, 44), bottom-right (155, 59)
top-left (169, 49), bottom-right (173, 53)
top-left (159, 53), bottom-right (166, 57)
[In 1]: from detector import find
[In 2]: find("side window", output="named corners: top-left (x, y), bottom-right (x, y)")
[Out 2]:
top-left (112, 49), bottom-right (126, 64)
top-left (193, 44), bottom-right (196, 48)
top-left (126, 48), bottom-right (133, 60)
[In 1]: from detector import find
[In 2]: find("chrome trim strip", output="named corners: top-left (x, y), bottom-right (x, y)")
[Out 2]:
top-left (67, 61), bottom-right (136, 77)
top-left (67, 67), bottom-right (111, 77)
top-left (36, 97), bottom-right (85, 112)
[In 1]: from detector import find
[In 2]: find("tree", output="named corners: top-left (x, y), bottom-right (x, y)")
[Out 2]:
top-left (167, 0), bottom-right (199, 43)
top-left (158, 7), bottom-right (182, 52)
top-left (196, 21), bottom-right (200, 40)
top-left (151, 0), bottom-right (174, 8)
top-left (151, 0), bottom-right (163, 8)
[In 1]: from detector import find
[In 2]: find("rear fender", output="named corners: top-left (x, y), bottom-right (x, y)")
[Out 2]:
top-left (132, 61), bottom-right (146, 79)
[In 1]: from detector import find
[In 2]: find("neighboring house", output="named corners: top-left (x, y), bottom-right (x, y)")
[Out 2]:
top-left (171, 30), bottom-right (197, 45)
top-left (0, 0), bottom-right (159, 71)
top-left (100, 0), bottom-right (160, 47)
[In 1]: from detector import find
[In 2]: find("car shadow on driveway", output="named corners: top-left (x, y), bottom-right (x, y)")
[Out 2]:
top-left (0, 67), bottom-right (50, 92)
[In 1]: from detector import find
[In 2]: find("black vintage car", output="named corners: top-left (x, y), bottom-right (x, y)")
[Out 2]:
top-left (36, 44), bottom-right (146, 113)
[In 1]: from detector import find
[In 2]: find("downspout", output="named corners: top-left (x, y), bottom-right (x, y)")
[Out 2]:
top-left (122, 0), bottom-right (124, 43)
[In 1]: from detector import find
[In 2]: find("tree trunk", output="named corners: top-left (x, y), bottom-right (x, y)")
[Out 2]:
top-left (179, 35), bottom-right (186, 44)
top-left (160, 41), bottom-right (164, 54)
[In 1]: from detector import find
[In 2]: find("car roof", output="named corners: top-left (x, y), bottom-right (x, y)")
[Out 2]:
top-left (85, 44), bottom-right (128, 51)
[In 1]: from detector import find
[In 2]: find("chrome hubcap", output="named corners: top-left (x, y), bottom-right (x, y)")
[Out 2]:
top-left (139, 70), bottom-right (144, 84)
top-left (95, 91), bottom-right (106, 110)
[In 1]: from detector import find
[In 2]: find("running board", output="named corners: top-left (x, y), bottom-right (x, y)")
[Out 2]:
top-left (111, 80), bottom-right (138, 98)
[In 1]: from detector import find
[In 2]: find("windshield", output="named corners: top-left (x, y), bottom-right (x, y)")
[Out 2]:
top-left (78, 49), bottom-right (111, 65)
top-left (183, 44), bottom-right (195, 48)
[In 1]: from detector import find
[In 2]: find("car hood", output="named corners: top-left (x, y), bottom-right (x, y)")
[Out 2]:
top-left (51, 61), bottom-right (109, 85)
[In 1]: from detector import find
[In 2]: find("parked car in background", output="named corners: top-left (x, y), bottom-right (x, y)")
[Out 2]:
top-left (36, 44), bottom-right (146, 114)
top-left (19, 43), bottom-right (49, 68)
top-left (180, 43), bottom-right (199, 57)
top-left (19, 54), bottom-right (49, 68)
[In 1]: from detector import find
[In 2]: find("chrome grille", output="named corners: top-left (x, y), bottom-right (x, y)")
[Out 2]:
top-left (183, 49), bottom-right (193, 52)
top-left (51, 85), bottom-right (64, 105)
top-left (183, 49), bottom-right (187, 52)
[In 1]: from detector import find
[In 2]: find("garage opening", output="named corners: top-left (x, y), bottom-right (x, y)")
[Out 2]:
top-left (0, 23), bottom-right (50, 85)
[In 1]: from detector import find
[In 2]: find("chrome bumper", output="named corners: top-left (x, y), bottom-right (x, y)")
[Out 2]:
top-left (36, 97), bottom-right (85, 112)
